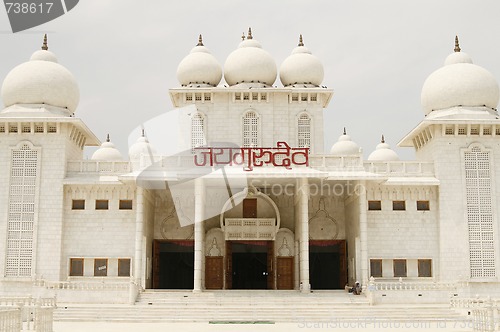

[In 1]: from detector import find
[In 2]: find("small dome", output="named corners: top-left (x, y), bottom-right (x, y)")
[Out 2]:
top-left (421, 37), bottom-right (499, 115)
top-left (330, 129), bottom-right (361, 155)
top-left (91, 135), bottom-right (123, 161)
top-left (224, 28), bottom-right (277, 87)
top-left (129, 132), bottom-right (157, 161)
top-left (1, 35), bottom-right (79, 113)
top-left (279, 35), bottom-right (324, 87)
top-left (177, 35), bottom-right (222, 87)
top-left (368, 136), bottom-right (400, 161)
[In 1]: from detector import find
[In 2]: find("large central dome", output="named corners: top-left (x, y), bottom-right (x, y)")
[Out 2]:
top-left (421, 37), bottom-right (499, 115)
top-left (1, 35), bottom-right (80, 113)
top-left (223, 28), bottom-right (277, 87)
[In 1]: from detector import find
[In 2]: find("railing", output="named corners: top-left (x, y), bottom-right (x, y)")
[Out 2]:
top-left (0, 309), bottom-right (21, 332)
top-left (371, 281), bottom-right (457, 291)
top-left (450, 297), bottom-right (500, 332)
top-left (0, 297), bottom-right (55, 332)
top-left (39, 280), bottom-right (129, 291)
top-left (67, 160), bottom-right (131, 174)
top-left (363, 161), bottom-right (435, 176)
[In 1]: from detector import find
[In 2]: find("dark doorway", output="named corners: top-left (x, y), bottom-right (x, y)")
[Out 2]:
top-left (309, 240), bottom-right (346, 290)
top-left (229, 241), bottom-right (270, 289)
top-left (153, 240), bottom-right (194, 289)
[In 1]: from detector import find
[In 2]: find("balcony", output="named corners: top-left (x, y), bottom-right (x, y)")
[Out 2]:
top-left (223, 218), bottom-right (277, 240)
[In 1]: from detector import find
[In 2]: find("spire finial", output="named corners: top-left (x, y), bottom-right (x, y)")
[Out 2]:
top-left (241, 32), bottom-right (246, 41)
top-left (247, 27), bottom-right (253, 40)
top-left (41, 34), bottom-right (48, 51)
top-left (298, 34), bottom-right (304, 47)
top-left (141, 129), bottom-right (145, 137)
top-left (197, 34), bottom-right (204, 46)
top-left (343, 127), bottom-right (346, 135)
top-left (106, 134), bottom-right (110, 142)
top-left (454, 35), bottom-right (461, 52)
top-left (381, 135), bottom-right (385, 143)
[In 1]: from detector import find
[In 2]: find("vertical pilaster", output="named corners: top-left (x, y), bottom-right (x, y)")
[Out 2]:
top-left (359, 181), bottom-right (369, 286)
top-left (299, 177), bottom-right (310, 293)
top-left (193, 178), bottom-right (205, 292)
top-left (134, 187), bottom-right (144, 288)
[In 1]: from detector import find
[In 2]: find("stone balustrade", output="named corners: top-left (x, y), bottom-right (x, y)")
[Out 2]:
top-left (40, 280), bottom-right (129, 291)
top-left (450, 297), bottom-right (500, 331)
top-left (363, 161), bottom-right (435, 176)
top-left (0, 309), bottom-right (21, 332)
top-left (0, 297), bottom-right (55, 332)
top-left (66, 160), bottom-right (131, 174)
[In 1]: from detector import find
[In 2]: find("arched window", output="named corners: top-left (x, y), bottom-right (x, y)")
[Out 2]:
top-left (243, 111), bottom-right (259, 147)
top-left (297, 113), bottom-right (312, 150)
top-left (191, 113), bottom-right (205, 151)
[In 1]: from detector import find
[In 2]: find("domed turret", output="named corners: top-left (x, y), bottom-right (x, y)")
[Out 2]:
top-left (330, 128), bottom-right (361, 155)
top-left (224, 28), bottom-right (277, 87)
top-left (1, 34), bottom-right (80, 114)
top-left (177, 35), bottom-right (222, 87)
top-left (368, 135), bottom-right (399, 161)
top-left (279, 35), bottom-right (324, 87)
top-left (421, 36), bottom-right (499, 115)
top-left (129, 130), bottom-right (157, 160)
top-left (91, 134), bottom-right (123, 161)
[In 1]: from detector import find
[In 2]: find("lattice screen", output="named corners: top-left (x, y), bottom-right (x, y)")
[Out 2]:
top-left (297, 114), bottom-right (311, 150)
top-left (464, 146), bottom-right (496, 278)
top-left (191, 113), bottom-right (205, 152)
top-left (243, 111), bottom-right (259, 147)
top-left (5, 143), bottom-right (39, 277)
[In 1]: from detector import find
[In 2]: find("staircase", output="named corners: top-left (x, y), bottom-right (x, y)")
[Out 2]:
top-left (53, 290), bottom-right (467, 324)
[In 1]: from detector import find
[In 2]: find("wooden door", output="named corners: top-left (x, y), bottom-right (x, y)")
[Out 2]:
top-left (225, 241), bottom-right (232, 289)
top-left (152, 240), bottom-right (160, 289)
top-left (277, 257), bottom-right (294, 290)
top-left (243, 198), bottom-right (257, 218)
top-left (205, 257), bottom-right (223, 289)
top-left (267, 241), bottom-right (274, 289)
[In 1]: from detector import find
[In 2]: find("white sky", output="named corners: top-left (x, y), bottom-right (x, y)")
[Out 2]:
top-left (1, 0), bottom-right (500, 160)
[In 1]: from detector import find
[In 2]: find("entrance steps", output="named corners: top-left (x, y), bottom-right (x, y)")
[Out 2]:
top-left (54, 290), bottom-right (467, 324)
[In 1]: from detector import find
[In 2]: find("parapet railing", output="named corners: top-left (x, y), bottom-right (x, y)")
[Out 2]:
top-left (35, 279), bottom-right (129, 291)
top-left (363, 161), bottom-right (435, 176)
top-left (0, 297), bottom-right (55, 332)
top-left (450, 297), bottom-right (500, 332)
top-left (66, 160), bottom-right (131, 174)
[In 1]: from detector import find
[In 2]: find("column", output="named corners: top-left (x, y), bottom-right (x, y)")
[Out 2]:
top-left (299, 177), bottom-right (310, 293)
top-left (359, 181), bottom-right (369, 287)
top-left (134, 187), bottom-right (144, 288)
top-left (193, 178), bottom-right (205, 292)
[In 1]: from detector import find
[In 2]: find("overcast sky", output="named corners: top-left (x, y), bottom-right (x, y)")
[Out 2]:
top-left (1, 0), bottom-right (500, 160)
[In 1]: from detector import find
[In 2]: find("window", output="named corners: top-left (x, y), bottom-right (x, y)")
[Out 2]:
top-left (95, 200), bottom-right (109, 210)
top-left (417, 200), bottom-right (430, 211)
top-left (191, 113), bottom-right (205, 152)
top-left (47, 124), bottom-right (57, 133)
top-left (35, 124), bottom-right (44, 133)
top-left (243, 93), bottom-right (249, 100)
top-left (470, 126), bottom-right (479, 135)
top-left (291, 94), bottom-right (299, 102)
top-left (22, 124), bottom-right (31, 133)
top-left (119, 200), bottom-right (133, 210)
top-left (72, 199), bottom-right (85, 210)
top-left (9, 124), bottom-right (18, 133)
top-left (69, 258), bottom-right (84, 276)
top-left (235, 94), bottom-right (241, 101)
top-left (204, 94), bottom-right (211, 102)
top-left (94, 259), bottom-right (108, 277)
top-left (186, 94), bottom-right (193, 101)
top-left (483, 127), bottom-right (491, 135)
top-left (297, 113), bottom-right (311, 150)
top-left (118, 258), bottom-right (131, 277)
top-left (260, 93), bottom-right (267, 101)
top-left (301, 95), bottom-right (307, 101)
top-left (445, 126), bottom-right (454, 135)
top-left (370, 259), bottom-right (383, 278)
top-left (310, 94), bottom-right (317, 102)
top-left (368, 200), bottom-right (382, 211)
top-left (392, 200), bottom-right (406, 211)
top-left (458, 127), bottom-right (466, 135)
top-left (393, 259), bottom-right (407, 278)
top-left (0, 124), bottom-right (5, 133)
top-left (243, 111), bottom-right (259, 147)
top-left (418, 259), bottom-right (432, 277)
top-left (194, 93), bottom-right (202, 101)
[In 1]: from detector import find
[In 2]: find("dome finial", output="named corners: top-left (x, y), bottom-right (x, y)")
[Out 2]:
top-left (381, 134), bottom-right (385, 143)
top-left (298, 34), bottom-right (304, 47)
top-left (241, 32), bottom-right (246, 41)
top-left (197, 34), bottom-right (204, 46)
top-left (41, 34), bottom-right (48, 51)
top-left (106, 134), bottom-right (110, 142)
top-left (343, 127), bottom-right (346, 135)
top-left (141, 128), bottom-right (145, 137)
top-left (454, 35), bottom-right (461, 52)
top-left (247, 27), bottom-right (253, 40)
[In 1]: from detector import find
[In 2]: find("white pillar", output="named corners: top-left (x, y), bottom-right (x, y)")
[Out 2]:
top-left (193, 178), bottom-right (205, 292)
top-left (299, 177), bottom-right (310, 293)
top-left (134, 187), bottom-right (144, 288)
top-left (359, 181), bottom-right (369, 287)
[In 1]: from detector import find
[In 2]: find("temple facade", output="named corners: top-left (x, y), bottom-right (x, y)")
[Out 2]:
top-left (0, 31), bottom-right (499, 303)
